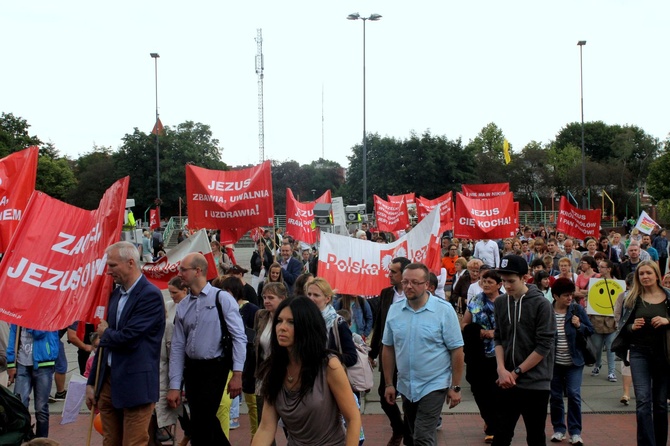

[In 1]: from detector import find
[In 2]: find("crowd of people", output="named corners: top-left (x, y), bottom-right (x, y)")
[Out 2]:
top-left (2, 220), bottom-right (670, 446)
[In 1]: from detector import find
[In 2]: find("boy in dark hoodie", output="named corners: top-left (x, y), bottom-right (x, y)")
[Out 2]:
top-left (492, 255), bottom-right (556, 446)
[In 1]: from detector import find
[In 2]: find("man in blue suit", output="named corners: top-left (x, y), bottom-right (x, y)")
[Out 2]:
top-left (86, 241), bottom-right (165, 445)
top-left (280, 242), bottom-right (303, 295)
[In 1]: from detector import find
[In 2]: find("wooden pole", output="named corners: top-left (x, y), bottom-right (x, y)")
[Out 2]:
top-left (85, 346), bottom-right (104, 446)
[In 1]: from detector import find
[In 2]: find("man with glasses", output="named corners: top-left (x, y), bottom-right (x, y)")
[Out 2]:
top-left (382, 263), bottom-right (464, 446)
top-left (369, 257), bottom-right (411, 446)
top-left (167, 253), bottom-right (247, 445)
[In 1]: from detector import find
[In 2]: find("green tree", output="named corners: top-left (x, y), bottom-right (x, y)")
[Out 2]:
top-left (0, 112), bottom-right (42, 157)
top-left (114, 121), bottom-right (227, 219)
top-left (68, 146), bottom-right (118, 210)
top-left (36, 156), bottom-right (77, 201)
top-left (647, 151), bottom-right (670, 203)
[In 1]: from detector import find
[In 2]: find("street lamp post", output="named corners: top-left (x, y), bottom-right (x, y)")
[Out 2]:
top-left (577, 40), bottom-right (586, 209)
top-left (347, 12), bottom-right (381, 208)
top-left (150, 52), bottom-right (160, 201)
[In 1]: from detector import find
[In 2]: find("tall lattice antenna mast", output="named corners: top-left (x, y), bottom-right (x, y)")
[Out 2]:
top-left (255, 29), bottom-right (265, 162)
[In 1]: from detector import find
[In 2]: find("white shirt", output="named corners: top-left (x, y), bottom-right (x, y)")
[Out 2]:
top-left (474, 240), bottom-right (500, 268)
top-left (392, 286), bottom-right (406, 304)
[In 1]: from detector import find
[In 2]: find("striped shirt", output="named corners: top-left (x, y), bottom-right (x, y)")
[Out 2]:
top-left (554, 312), bottom-right (572, 366)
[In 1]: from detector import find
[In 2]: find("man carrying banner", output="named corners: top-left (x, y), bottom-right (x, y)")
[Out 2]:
top-left (86, 241), bottom-right (166, 445)
top-left (369, 257), bottom-right (411, 446)
top-left (167, 253), bottom-right (247, 445)
top-left (493, 255), bottom-right (555, 446)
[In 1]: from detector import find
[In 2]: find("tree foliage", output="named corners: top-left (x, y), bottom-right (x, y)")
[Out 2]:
top-left (0, 112), bottom-right (42, 157)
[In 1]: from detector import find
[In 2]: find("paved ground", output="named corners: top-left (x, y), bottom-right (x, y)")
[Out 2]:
top-left (22, 247), bottom-right (642, 444)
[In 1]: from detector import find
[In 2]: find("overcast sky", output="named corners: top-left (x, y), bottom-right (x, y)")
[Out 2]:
top-left (3, 1), bottom-right (668, 170)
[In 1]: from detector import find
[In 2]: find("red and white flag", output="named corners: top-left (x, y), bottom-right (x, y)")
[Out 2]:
top-left (556, 197), bottom-right (601, 240)
top-left (186, 162), bottom-right (274, 244)
top-left (0, 146), bottom-right (39, 253)
top-left (0, 177), bottom-right (129, 330)
top-left (416, 192), bottom-right (453, 232)
top-left (388, 193), bottom-right (415, 206)
top-left (454, 192), bottom-right (517, 239)
top-left (142, 229), bottom-right (217, 289)
top-left (318, 207), bottom-right (441, 296)
top-left (149, 208), bottom-right (160, 229)
top-left (374, 195), bottom-right (410, 233)
top-left (285, 188), bottom-right (331, 244)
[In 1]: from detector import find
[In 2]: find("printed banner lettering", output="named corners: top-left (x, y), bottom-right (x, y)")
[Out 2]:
top-left (461, 183), bottom-right (510, 198)
top-left (186, 162), bottom-right (274, 244)
top-left (0, 146), bottom-right (39, 253)
top-left (318, 208), bottom-right (441, 295)
top-left (556, 197), bottom-right (601, 240)
top-left (454, 193), bottom-right (516, 239)
top-left (285, 189), bottom-right (331, 244)
top-left (416, 193), bottom-right (453, 232)
top-left (388, 193), bottom-right (415, 205)
top-left (0, 177), bottom-right (129, 330)
top-left (142, 229), bottom-right (217, 288)
top-left (374, 195), bottom-right (409, 233)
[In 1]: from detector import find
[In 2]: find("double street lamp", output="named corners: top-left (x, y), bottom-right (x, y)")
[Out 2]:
top-left (577, 40), bottom-right (586, 209)
top-left (347, 12), bottom-right (381, 208)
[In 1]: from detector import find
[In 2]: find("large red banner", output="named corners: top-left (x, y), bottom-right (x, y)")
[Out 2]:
top-left (416, 193), bottom-right (454, 232)
top-left (318, 208), bottom-right (441, 295)
top-left (0, 177), bottom-right (129, 331)
top-left (388, 193), bottom-right (415, 205)
top-left (556, 197), bottom-right (601, 240)
top-left (461, 183), bottom-right (510, 198)
top-left (142, 229), bottom-right (217, 289)
top-left (454, 193), bottom-right (517, 239)
top-left (0, 146), bottom-right (38, 253)
top-left (186, 162), bottom-right (274, 244)
top-left (374, 195), bottom-right (410, 233)
top-left (285, 189), bottom-right (331, 244)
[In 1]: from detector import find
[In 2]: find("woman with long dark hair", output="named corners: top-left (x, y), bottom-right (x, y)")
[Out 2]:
top-left (613, 260), bottom-right (670, 446)
top-left (252, 297), bottom-right (362, 446)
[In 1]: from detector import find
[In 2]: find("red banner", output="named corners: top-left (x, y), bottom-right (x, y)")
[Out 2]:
top-left (285, 189), bottom-right (331, 244)
top-left (0, 177), bottom-right (129, 331)
top-left (374, 195), bottom-right (410, 233)
top-left (142, 229), bottom-right (217, 288)
top-left (149, 208), bottom-right (160, 229)
top-left (388, 193), bottom-right (415, 205)
top-left (454, 192), bottom-right (517, 239)
top-left (416, 193), bottom-right (454, 232)
top-left (0, 147), bottom-right (38, 253)
top-left (556, 197), bottom-right (601, 240)
top-left (186, 162), bottom-right (274, 244)
top-left (461, 183), bottom-right (510, 198)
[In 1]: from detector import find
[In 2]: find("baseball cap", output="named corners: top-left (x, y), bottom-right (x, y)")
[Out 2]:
top-left (496, 255), bottom-right (528, 276)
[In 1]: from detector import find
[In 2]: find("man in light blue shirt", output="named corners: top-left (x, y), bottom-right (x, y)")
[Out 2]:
top-left (382, 263), bottom-right (464, 446)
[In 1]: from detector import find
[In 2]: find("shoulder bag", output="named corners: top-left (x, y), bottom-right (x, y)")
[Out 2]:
top-left (332, 318), bottom-right (374, 392)
top-left (215, 290), bottom-right (234, 370)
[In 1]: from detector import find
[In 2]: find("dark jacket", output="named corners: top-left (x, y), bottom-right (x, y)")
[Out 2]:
top-left (493, 284), bottom-right (556, 390)
top-left (369, 286), bottom-right (398, 362)
top-left (328, 319), bottom-right (358, 368)
top-left (87, 275), bottom-right (166, 408)
top-left (556, 303), bottom-right (595, 367)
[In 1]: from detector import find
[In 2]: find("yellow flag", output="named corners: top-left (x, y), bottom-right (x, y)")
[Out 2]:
top-left (503, 139), bottom-right (511, 165)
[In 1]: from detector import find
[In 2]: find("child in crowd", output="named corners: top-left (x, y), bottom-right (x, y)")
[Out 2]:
top-left (83, 332), bottom-right (100, 378)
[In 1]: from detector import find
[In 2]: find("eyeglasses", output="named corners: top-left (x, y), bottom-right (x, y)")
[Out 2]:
top-left (401, 280), bottom-right (427, 287)
top-left (178, 266), bottom-right (197, 273)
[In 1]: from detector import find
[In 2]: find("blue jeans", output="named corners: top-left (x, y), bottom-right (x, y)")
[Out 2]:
top-left (590, 332), bottom-right (616, 375)
top-left (550, 364), bottom-right (584, 436)
top-left (14, 364), bottom-right (54, 438)
top-left (629, 345), bottom-right (669, 446)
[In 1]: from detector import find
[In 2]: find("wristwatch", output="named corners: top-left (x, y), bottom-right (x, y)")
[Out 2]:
top-left (449, 385), bottom-right (461, 392)
top-left (513, 366), bottom-right (523, 375)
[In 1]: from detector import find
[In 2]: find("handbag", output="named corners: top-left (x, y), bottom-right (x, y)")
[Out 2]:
top-left (571, 305), bottom-right (597, 366)
top-left (332, 318), bottom-right (374, 392)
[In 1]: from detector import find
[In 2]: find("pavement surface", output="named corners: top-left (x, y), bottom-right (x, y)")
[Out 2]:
top-left (18, 247), bottom-right (642, 444)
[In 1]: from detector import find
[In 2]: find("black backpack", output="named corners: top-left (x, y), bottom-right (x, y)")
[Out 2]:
top-left (0, 384), bottom-right (34, 445)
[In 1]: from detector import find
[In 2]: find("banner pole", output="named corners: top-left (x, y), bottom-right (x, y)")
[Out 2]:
top-left (86, 345), bottom-right (104, 446)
